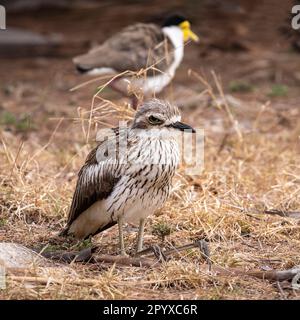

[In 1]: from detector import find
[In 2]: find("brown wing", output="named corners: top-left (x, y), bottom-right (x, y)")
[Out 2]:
top-left (65, 128), bottom-right (123, 228)
top-left (73, 23), bottom-right (174, 73)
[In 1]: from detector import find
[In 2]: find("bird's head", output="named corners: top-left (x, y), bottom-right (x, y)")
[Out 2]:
top-left (163, 14), bottom-right (199, 43)
top-left (132, 99), bottom-right (195, 135)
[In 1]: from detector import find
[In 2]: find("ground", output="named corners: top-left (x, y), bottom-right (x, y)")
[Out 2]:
top-left (0, 1), bottom-right (300, 299)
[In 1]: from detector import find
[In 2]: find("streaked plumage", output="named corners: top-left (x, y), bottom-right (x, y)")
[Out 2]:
top-left (73, 15), bottom-right (199, 108)
top-left (62, 99), bottom-right (195, 254)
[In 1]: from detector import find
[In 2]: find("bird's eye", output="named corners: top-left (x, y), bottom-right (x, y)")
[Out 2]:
top-left (148, 115), bottom-right (163, 125)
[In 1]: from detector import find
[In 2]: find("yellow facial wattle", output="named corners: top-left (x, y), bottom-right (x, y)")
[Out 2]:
top-left (179, 20), bottom-right (199, 43)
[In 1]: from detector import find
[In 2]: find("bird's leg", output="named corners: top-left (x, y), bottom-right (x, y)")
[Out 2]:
top-left (109, 79), bottom-right (141, 109)
top-left (136, 218), bottom-right (146, 253)
top-left (118, 216), bottom-right (126, 256)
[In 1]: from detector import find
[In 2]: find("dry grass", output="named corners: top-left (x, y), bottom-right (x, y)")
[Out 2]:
top-left (0, 68), bottom-right (300, 300)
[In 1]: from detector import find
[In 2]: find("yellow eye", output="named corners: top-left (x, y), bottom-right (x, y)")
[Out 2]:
top-left (148, 115), bottom-right (163, 125)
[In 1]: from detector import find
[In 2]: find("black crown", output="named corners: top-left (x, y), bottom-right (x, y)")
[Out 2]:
top-left (163, 15), bottom-right (187, 27)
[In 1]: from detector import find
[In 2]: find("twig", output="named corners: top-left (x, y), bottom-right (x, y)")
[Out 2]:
top-left (7, 275), bottom-right (109, 287)
top-left (44, 247), bottom-right (157, 268)
top-left (93, 254), bottom-right (157, 268)
top-left (135, 239), bottom-right (212, 269)
top-left (135, 241), bottom-right (199, 258)
top-left (211, 266), bottom-right (300, 282)
top-left (264, 209), bottom-right (300, 219)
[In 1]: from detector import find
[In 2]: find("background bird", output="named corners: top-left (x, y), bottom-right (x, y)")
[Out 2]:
top-left (61, 99), bottom-right (195, 255)
top-left (73, 15), bottom-right (199, 108)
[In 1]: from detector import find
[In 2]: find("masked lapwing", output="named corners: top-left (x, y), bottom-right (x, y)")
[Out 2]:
top-left (73, 15), bottom-right (199, 108)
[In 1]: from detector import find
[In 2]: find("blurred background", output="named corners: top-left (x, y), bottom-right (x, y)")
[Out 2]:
top-left (0, 0), bottom-right (299, 141)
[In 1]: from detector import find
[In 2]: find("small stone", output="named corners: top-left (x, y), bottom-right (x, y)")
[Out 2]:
top-left (0, 242), bottom-right (51, 269)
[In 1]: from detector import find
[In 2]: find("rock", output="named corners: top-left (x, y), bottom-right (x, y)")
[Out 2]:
top-left (3, 0), bottom-right (103, 12)
top-left (0, 28), bottom-right (48, 46)
top-left (0, 27), bottom-right (62, 57)
top-left (3, 0), bottom-right (72, 11)
top-left (0, 243), bottom-right (78, 289)
top-left (0, 242), bottom-right (51, 269)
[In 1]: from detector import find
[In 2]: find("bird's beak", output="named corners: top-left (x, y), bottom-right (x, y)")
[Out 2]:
top-left (188, 29), bottom-right (199, 42)
top-left (179, 21), bottom-right (199, 43)
top-left (169, 121), bottom-right (196, 133)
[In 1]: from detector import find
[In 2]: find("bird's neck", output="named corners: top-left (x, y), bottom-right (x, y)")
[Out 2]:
top-left (162, 26), bottom-right (184, 49)
top-left (130, 127), bottom-right (178, 140)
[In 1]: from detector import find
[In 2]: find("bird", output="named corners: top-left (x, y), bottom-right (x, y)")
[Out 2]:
top-left (73, 15), bottom-right (199, 109)
top-left (61, 99), bottom-right (195, 255)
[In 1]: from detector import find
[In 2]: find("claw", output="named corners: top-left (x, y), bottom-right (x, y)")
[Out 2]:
top-left (151, 244), bottom-right (168, 262)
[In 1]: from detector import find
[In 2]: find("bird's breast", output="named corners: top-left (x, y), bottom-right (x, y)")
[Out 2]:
top-left (127, 136), bottom-right (180, 168)
top-left (105, 137), bottom-right (179, 223)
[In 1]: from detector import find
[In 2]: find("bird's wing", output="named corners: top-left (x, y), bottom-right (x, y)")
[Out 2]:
top-left (66, 128), bottom-right (123, 227)
top-left (73, 23), bottom-right (174, 73)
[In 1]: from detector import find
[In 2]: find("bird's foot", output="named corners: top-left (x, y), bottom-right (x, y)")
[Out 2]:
top-left (135, 247), bottom-right (143, 255)
top-left (134, 244), bottom-right (167, 262)
top-left (134, 239), bottom-right (211, 266)
top-left (120, 250), bottom-right (129, 257)
top-left (151, 244), bottom-right (168, 262)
